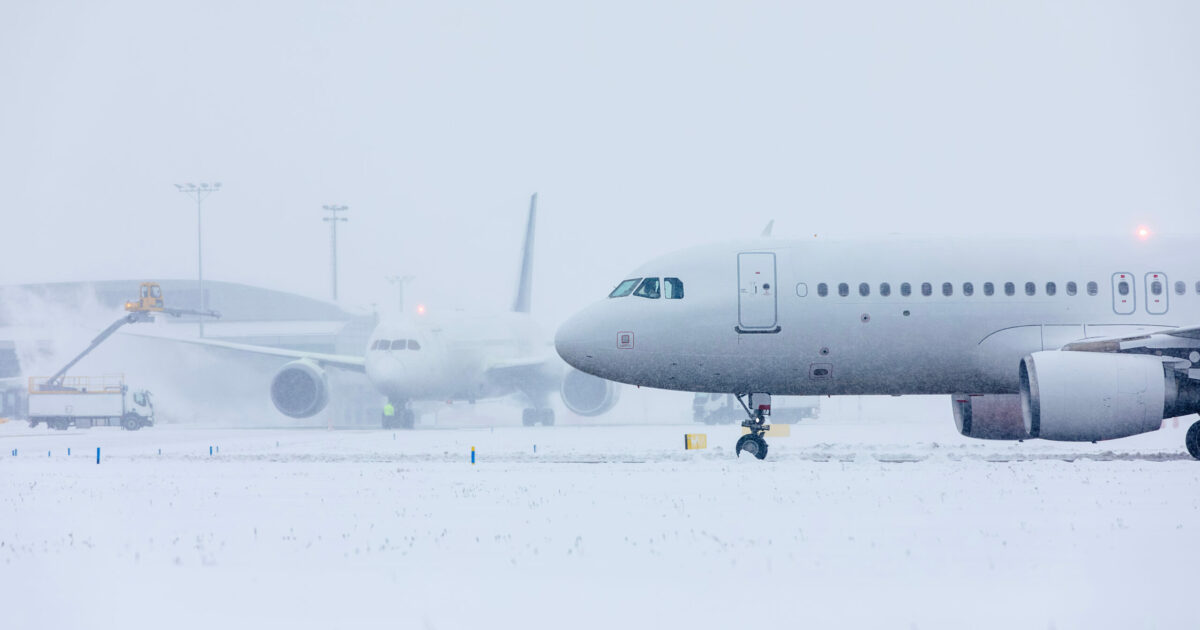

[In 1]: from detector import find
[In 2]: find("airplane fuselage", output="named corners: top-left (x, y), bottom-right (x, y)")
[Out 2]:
top-left (556, 235), bottom-right (1200, 396)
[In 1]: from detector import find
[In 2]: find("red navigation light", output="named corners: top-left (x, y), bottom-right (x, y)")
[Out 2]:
top-left (1137, 226), bottom-right (1151, 240)
top-left (417, 304), bottom-right (427, 315)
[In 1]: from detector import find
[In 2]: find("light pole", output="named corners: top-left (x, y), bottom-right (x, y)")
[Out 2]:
top-left (385, 275), bottom-right (416, 313)
top-left (322, 204), bottom-right (349, 301)
top-left (174, 182), bottom-right (221, 337)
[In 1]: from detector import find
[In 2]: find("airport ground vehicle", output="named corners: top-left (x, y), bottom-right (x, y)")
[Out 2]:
top-left (27, 375), bottom-right (154, 430)
top-left (692, 393), bottom-right (820, 425)
top-left (15, 282), bottom-right (215, 430)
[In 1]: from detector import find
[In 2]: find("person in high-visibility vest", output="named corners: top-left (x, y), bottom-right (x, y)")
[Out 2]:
top-left (382, 402), bottom-right (395, 428)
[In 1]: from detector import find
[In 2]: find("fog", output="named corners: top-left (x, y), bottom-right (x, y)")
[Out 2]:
top-left (2, 1), bottom-right (1198, 328)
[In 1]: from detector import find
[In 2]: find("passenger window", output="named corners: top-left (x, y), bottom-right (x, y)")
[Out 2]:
top-left (390, 340), bottom-right (407, 350)
top-left (1118, 281), bottom-right (1130, 296)
top-left (1025, 282), bottom-right (1036, 296)
top-left (858, 283), bottom-right (870, 297)
top-left (921, 282), bottom-right (932, 297)
top-left (1004, 282), bottom-right (1015, 296)
top-left (1066, 281), bottom-right (1077, 296)
top-left (1175, 281), bottom-right (1185, 296)
top-left (963, 282), bottom-right (974, 296)
top-left (942, 282), bottom-right (953, 297)
top-left (1087, 281), bottom-right (1099, 296)
top-left (1046, 282), bottom-right (1056, 296)
top-left (880, 282), bottom-right (891, 297)
top-left (983, 282), bottom-right (994, 296)
top-left (1151, 281), bottom-right (1163, 296)
top-left (817, 283), bottom-right (828, 297)
top-left (609, 278), bottom-right (641, 298)
top-left (407, 340), bottom-right (421, 350)
top-left (633, 278), bottom-right (661, 299)
top-left (838, 283), bottom-right (849, 297)
top-left (664, 277), bottom-right (684, 299)
top-left (900, 283), bottom-right (911, 297)
top-left (795, 283), bottom-right (808, 297)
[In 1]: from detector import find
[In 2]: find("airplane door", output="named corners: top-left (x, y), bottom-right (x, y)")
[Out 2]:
top-left (1145, 272), bottom-right (1168, 315)
top-left (737, 252), bottom-right (778, 331)
top-left (1112, 272), bottom-right (1135, 315)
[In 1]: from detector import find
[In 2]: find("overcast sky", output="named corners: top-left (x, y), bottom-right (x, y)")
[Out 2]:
top-left (2, 0), bottom-right (1198, 327)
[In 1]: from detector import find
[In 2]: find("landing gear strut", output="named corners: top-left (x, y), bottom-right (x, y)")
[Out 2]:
top-left (382, 400), bottom-right (415, 429)
top-left (1186, 419), bottom-right (1200, 460)
top-left (734, 393), bottom-right (771, 460)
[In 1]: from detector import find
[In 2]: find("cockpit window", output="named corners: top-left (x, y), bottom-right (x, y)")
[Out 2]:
top-left (389, 339), bottom-right (407, 350)
top-left (664, 278), bottom-right (684, 299)
top-left (407, 340), bottom-right (421, 350)
top-left (609, 278), bottom-right (642, 298)
top-left (633, 277), bottom-right (661, 299)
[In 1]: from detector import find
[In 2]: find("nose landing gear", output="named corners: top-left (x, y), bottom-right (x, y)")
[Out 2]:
top-left (734, 393), bottom-right (771, 460)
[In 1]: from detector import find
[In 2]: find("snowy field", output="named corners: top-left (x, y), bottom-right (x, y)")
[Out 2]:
top-left (2, 415), bottom-right (1199, 630)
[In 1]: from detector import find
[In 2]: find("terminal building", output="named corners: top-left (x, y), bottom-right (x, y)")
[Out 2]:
top-left (0, 279), bottom-right (381, 426)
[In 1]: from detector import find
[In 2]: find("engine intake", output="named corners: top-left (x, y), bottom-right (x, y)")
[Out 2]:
top-left (1019, 351), bottom-right (1166, 442)
top-left (951, 394), bottom-right (1027, 440)
top-left (270, 360), bottom-right (330, 418)
top-left (560, 369), bottom-right (619, 416)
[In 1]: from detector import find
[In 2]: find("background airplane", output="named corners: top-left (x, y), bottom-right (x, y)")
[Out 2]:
top-left (555, 232), bottom-right (1200, 459)
top-left (143, 195), bottom-right (619, 428)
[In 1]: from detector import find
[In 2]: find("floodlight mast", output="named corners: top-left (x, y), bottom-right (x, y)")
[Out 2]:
top-left (174, 182), bottom-right (221, 337)
top-left (323, 204), bottom-right (349, 301)
top-left (385, 274), bottom-right (416, 312)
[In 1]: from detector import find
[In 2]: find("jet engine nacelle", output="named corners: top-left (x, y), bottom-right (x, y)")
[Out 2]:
top-left (560, 369), bottom-right (620, 417)
top-left (951, 393), bottom-right (1028, 440)
top-left (270, 359), bottom-right (330, 419)
top-left (1019, 351), bottom-right (1167, 442)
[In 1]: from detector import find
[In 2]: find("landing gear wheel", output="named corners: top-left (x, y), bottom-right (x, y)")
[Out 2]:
top-left (122, 415), bottom-right (141, 431)
top-left (400, 410), bottom-right (416, 429)
top-left (1186, 421), bottom-right (1200, 460)
top-left (522, 409), bottom-right (536, 426)
top-left (736, 433), bottom-right (768, 460)
top-left (540, 409), bottom-right (555, 426)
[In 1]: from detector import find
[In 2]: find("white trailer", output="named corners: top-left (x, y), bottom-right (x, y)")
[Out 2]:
top-left (27, 376), bottom-right (155, 431)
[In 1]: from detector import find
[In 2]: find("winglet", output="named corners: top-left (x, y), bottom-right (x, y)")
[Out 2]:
top-left (761, 220), bottom-right (774, 237)
top-left (512, 193), bottom-right (537, 313)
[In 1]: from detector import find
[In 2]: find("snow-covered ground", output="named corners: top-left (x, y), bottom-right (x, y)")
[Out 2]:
top-left (2, 415), bottom-right (1198, 629)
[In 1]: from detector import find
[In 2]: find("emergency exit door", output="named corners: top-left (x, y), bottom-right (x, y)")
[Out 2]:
top-left (737, 252), bottom-right (778, 332)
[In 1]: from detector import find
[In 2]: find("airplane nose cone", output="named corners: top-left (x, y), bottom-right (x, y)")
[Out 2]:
top-left (555, 306), bottom-right (604, 373)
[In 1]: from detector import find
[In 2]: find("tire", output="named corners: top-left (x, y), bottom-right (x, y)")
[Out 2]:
top-left (122, 415), bottom-right (142, 431)
top-left (400, 410), bottom-right (415, 429)
top-left (735, 434), bottom-right (769, 460)
top-left (540, 409), bottom-right (555, 426)
top-left (382, 416), bottom-right (393, 429)
top-left (522, 409), bottom-right (536, 427)
top-left (1187, 421), bottom-right (1200, 460)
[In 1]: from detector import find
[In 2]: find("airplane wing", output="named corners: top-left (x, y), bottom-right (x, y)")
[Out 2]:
top-left (1062, 325), bottom-right (1200, 376)
top-left (484, 356), bottom-right (562, 389)
top-left (124, 332), bottom-right (366, 373)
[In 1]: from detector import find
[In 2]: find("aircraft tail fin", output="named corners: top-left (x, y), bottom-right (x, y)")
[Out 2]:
top-left (512, 193), bottom-right (537, 313)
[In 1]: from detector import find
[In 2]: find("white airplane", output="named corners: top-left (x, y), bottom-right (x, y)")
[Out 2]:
top-left (554, 231), bottom-right (1200, 459)
top-left (150, 195), bottom-right (619, 428)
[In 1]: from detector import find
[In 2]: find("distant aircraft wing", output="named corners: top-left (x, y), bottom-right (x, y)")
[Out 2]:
top-left (125, 332), bottom-right (366, 373)
top-left (484, 356), bottom-right (562, 389)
